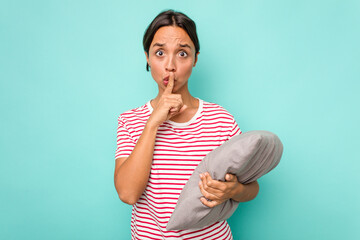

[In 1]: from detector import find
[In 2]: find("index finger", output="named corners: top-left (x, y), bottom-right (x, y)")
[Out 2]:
top-left (163, 73), bottom-right (174, 95)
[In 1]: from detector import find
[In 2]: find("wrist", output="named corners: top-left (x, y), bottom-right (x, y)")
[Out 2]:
top-left (232, 181), bottom-right (259, 202)
top-left (145, 120), bottom-right (160, 131)
top-left (231, 182), bottom-right (244, 201)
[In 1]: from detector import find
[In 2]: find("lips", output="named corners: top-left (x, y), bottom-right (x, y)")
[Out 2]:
top-left (163, 76), bottom-right (171, 86)
top-left (163, 80), bottom-right (169, 86)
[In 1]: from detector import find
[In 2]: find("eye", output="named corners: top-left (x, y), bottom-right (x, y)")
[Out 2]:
top-left (155, 50), bottom-right (164, 56)
top-left (179, 51), bottom-right (188, 57)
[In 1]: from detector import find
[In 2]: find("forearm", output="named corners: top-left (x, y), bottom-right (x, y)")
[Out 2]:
top-left (231, 180), bottom-right (259, 202)
top-left (115, 122), bottom-right (158, 204)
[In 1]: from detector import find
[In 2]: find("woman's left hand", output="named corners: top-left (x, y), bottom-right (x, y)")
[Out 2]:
top-left (198, 172), bottom-right (243, 208)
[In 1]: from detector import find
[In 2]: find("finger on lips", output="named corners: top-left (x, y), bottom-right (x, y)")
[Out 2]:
top-left (162, 78), bottom-right (185, 117)
top-left (164, 73), bottom-right (175, 95)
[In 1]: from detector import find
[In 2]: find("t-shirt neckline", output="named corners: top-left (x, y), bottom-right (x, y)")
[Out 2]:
top-left (146, 98), bottom-right (203, 127)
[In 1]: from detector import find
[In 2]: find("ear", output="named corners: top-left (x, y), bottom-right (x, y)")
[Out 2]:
top-left (145, 51), bottom-right (150, 65)
top-left (193, 52), bottom-right (200, 67)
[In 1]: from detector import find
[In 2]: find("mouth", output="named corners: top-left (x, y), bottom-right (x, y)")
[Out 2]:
top-left (163, 79), bottom-right (169, 86)
top-left (163, 76), bottom-right (174, 86)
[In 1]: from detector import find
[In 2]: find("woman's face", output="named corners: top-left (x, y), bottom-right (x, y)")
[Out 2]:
top-left (145, 26), bottom-right (199, 93)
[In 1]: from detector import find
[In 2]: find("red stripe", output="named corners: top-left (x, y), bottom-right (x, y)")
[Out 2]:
top-left (137, 200), bottom-right (175, 210)
top-left (152, 159), bottom-right (202, 163)
top-left (153, 153), bottom-right (206, 157)
top-left (149, 176), bottom-right (190, 181)
top-left (132, 212), bottom-right (168, 225)
top-left (198, 221), bottom-right (227, 240)
top-left (153, 139), bottom-right (226, 144)
top-left (155, 143), bottom-right (220, 148)
top-left (141, 194), bottom-right (178, 201)
top-left (145, 188), bottom-right (182, 195)
top-left (154, 148), bottom-right (213, 153)
top-left (150, 172), bottom-right (192, 176)
top-left (139, 197), bottom-right (176, 206)
top-left (145, 185), bottom-right (183, 191)
top-left (156, 122), bottom-right (233, 132)
top-left (153, 134), bottom-right (231, 140)
top-left (150, 168), bottom-right (196, 172)
top-left (135, 205), bottom-right (173, 218)
top-left (151, 163), bottom-right (199, 166)
top-left (147, 180), bottom-right (186, 186)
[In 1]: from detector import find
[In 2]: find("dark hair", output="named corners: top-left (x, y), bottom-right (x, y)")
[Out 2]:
top-left (143, 10), bottom-right (200, 71)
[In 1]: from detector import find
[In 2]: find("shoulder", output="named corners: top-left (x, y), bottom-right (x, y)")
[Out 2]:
top-left (117, 102), bottom-right (151, 124)
top-left (200, 99), bottom-right (242, 138)
top-left (201, 99), bottom-right (236, 122)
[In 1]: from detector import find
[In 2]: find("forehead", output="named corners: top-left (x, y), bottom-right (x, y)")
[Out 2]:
top-left (151, 26), bottom-right (195, 48)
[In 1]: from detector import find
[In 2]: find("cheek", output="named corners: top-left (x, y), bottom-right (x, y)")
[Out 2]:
top-left (149, 61), bottom-right (162, 81)
top-left (178, 61), bottom-right (194, 77)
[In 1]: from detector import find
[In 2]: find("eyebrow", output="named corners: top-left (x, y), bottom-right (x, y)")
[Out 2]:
top-left (152, 43), bottom-right (191, 49)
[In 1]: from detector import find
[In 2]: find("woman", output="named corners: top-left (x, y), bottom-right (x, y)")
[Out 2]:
top-left (114, 10), bottom-right (259, 239)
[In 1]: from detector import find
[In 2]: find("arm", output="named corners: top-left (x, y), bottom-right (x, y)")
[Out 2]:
top-left (230, 177), bottom-right (259, 202)
top-left (114, 123), bottom-right (158, 205)
top-left (114, 73), bottom-right (186, 205)
top-left (198, 172), bottom-right (259, 208)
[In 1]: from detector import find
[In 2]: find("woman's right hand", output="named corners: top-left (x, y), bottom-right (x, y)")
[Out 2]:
top-left (147, 73), bottom-right (187, 128)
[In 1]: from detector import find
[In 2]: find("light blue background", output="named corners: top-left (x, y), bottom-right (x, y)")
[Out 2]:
top-left (1, 0), bottom-right (359, 239)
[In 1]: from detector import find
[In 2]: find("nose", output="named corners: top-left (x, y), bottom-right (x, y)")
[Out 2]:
top-left (165, 55), bottom-right (176, 72)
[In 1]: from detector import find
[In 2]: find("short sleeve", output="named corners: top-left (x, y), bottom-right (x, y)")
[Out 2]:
top-left (115, 116), bottom-right (136, 160)
top-left (227, 118), bottom-right (242, 141)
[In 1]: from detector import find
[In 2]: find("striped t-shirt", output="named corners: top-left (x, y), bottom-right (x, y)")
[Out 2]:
top-left (115, 98), bottom-right (241, 240)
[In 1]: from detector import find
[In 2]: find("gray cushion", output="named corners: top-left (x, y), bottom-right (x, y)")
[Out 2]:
top-left (166, 130), bottom-right (283, 230)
